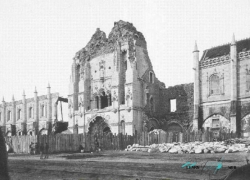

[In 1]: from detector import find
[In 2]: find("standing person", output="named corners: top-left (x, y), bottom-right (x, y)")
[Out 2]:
top-left (29, 142), bottom-right (33, 155)
top-left (39, 143), bottom-right (44, 159)
top-left (44, 143), bottom-right (49, 159)
top-left (0, 128), bottom-right (9, 180)
top-left (94, 136), bottom-right (99, 152)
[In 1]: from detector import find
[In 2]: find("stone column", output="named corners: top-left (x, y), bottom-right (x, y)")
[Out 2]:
top-left (34, 87), bottom-right (38, 134)
top-left (108, 94), bottom-right (111, 106)
top-left (193, 41), bottom-right (200, 131)
top-left (22, 91), bottom-right (27, 134)
top-left (54, 103), bottom-right (57, 121)
top-left (2, 97), bottom-right (6, 133)
top-left (12, 95), bottom-right (16, 125)
top-left (98, 96), bottom-right (102, 109)
top-left (47, 83), bottom-right (52, 134)
top-left (230, 34), bottom-right (238, 133)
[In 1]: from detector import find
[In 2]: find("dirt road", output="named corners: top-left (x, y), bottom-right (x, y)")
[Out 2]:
top-left (8, 151), bottom-right (249, 180)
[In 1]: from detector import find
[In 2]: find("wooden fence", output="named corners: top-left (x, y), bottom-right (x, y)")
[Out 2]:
top-left (5, 135), bottom-right (37, 154)
top-left (5, 130), bottom-right (237, 154)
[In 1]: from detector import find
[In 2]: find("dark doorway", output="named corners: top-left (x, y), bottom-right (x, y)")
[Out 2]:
top-left (88, 116), bottom-right (110, 151)
top-left (95, 96), bottom-right (99, 109)
top-left (103, 127), bottom-right (111, 134)
top-left (101, 92), bottom-right (108, 109)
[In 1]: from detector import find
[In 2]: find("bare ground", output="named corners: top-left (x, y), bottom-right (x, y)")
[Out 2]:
top-left (8, 151), bottom-right (249, 180)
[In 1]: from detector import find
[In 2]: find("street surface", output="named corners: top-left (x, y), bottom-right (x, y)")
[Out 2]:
top-left (8, 151), bottom-right (248, 180)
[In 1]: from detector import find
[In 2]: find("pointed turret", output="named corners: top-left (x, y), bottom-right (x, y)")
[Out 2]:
top-left (230, 33), bottom-right (238, 133)
top-left (23, 90), bottom-right (25, 96)
top-left (34, 86), bottom-right (38, 100)
top-left (47, 83), bottom-right (51, 95)
top-left (193, 40), bottom-right (200, 131)
top-left (2, 96), bottom-right (4, 102)
top-left (12, 95), bottom-right (15, 101)
top-left (193, 41), bottom-right (199, 52)
top-left (231, 33), bottom-right (236, 45)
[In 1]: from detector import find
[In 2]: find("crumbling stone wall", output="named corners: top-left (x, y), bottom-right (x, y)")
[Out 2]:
top-left (159, 83), bottom-right (194, 132)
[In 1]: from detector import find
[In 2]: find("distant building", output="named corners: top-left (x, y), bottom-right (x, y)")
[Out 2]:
top-left (0, 85), bottom-right (60, 136)
top-left (193, 35), bottom-right (250, 137)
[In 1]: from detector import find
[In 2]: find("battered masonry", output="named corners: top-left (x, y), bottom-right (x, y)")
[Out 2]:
top-left (1, 21), bottom-right (250, 138)
top-left (0, 85), bottom-right (60, 136)
top-left (68, 20), bottom-right (195, 137)
top-left (68, 21), bottom-right (250, 138)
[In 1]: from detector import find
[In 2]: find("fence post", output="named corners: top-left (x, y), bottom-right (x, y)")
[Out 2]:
top-left (179, 133), bottom-right (183, 143)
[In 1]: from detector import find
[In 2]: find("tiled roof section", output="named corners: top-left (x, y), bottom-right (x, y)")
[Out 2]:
top-left (201, 44), bottom-right (230, 62)
top-left (237, 38), bottom-right (250, 52)
top-left (201, 38), bottom-right (250, 62)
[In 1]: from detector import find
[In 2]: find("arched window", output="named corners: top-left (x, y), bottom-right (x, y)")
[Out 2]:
top-left (121, 120), bottom-right (125, 135)
top-left (124, 60), bottom-right (127, 70)
top-left (150, 97), bottom-right (154, 112)
top-left (210, 74), bottom-right (220, 95)
top-left (41, 105), bottom-right (45, 117)
top-left (75, 65), bottom-right (80, 110)
top-left (95, 96), bottom-right (99, 109)
top-left (246, 73), bottom-right (250, 91)
top-left (8, 111), bottom-right (12, 121)
top-left (29, 107), bottom-right (33, 118)
top-left (17, 109), bottom-right (21, 120)
top-left (100, 92), bottom-right (108, 109)
top-left (149, 71), bottom-right (154, 83)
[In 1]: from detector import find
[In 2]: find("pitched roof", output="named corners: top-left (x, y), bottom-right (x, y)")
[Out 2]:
top-left (201, 38), bottom-right (250, 62)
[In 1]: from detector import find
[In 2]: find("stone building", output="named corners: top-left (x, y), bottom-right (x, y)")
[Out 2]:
top-left (0, 85), bottom-right (60, 136)
top-left (194, 35), bottom-right (250, 137)
top-left (158, 84), bottom-right (194, 134)
top-left (68, 20), bottom-right (250, 138)
top-left (68, 20), bottom-right (166, 136)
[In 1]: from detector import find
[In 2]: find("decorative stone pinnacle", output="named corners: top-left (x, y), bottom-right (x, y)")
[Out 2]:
top-left (47, 83), bottom-right (51, 88)
top-left (23, 90), bottom-right (25, 96)
top-left (2, 96), bottom-right (4, 102)
top-left (193, 41), bottom-right (199, 52)
top-left (34, 86), bottom-right (37, 93)
top-left (12, 95), bottom-right (15, 101)
top-left (231, 33), bottom-right (236, 45)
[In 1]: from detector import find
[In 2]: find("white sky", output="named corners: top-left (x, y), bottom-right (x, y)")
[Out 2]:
top-left (1, 0), bottom-right (250, 109)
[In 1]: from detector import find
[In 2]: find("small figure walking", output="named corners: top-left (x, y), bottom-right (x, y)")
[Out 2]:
top-left (40, 143), bottom-right (44, 159)
top-left (94, 136), bottom-right (99, 152)
top-left (44, 143), bottom-right (49, 159)
top-left (29, 142), bottom-right (33, 155)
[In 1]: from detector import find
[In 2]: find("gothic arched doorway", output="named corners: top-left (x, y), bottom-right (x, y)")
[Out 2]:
top-left (88, 116), bottom-right (111, 151)
top-left (241, 114), bottom-right (250, 138)
top-left (166, 122), bottom-right (183, 142)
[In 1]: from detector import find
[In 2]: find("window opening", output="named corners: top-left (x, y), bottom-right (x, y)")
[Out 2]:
top-left (210, 74), bottom-right (220, 95)
top-left (170, 99), bottom-right (176, 112)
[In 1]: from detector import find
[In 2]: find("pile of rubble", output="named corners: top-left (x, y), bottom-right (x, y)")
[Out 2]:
top-left (125, 141), bottom-right (250, 154)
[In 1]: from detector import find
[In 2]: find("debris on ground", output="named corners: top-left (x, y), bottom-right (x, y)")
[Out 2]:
top-left (125, 141), bottom-right (250, 154)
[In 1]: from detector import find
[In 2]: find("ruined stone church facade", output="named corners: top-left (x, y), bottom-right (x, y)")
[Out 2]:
top-left (68, 20), bottom-right (250, 138)
top-left (68, 21), bottom-right (166, 135)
